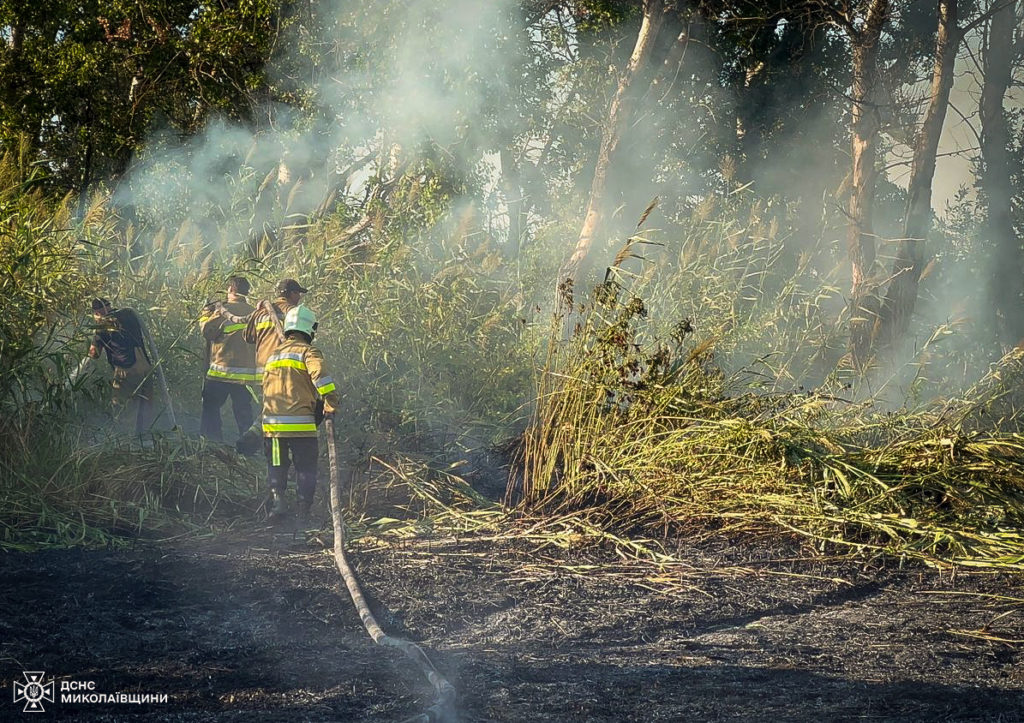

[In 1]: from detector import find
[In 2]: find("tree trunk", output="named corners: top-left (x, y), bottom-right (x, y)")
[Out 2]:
top-left (10, 21), bottom-right (23, 54)
top-left (564, 0), bottom-right (666, 281)
top-left (77, 136), bottom-right (94, 219)
top-left (846, 0), bottom-right (890, 369)
top-left (500, 147), bottom-right (527, 252)
top-left (877, 0), bottom-right (960, 347)
top-left (980, 0), bottom-right (1021, 347)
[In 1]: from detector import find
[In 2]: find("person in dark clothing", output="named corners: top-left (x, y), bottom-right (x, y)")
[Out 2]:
top-left (88, 298), bottom-right (154, 436)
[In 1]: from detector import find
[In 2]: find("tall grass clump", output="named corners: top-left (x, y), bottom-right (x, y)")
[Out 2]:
top-left (0, 151), bottom-right (267, 549)
top-left (2, 433), bottom-right (264, 551)
top-left (513, 202), bottom-right (1024, 570)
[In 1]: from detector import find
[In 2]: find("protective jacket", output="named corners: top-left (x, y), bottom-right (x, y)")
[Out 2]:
top-left (262, 336), bottom-right (340, 437)
top-left (243, 297), bottom-right (295, 377)
top-left (200, 299), bottom-right (259, 383)
top-left (92, 308), bottom-right (150, 369)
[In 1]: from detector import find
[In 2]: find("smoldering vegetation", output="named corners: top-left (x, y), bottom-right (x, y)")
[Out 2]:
top-left (1, 0), bottom-right (1024, 578)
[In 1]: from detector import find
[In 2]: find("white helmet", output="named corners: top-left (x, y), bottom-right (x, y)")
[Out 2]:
top-left (283, 304), bottom-right (317, 337)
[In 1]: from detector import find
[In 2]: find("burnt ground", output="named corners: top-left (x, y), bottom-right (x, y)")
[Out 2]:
top-left (1, 520), bottom-right (1023, 722)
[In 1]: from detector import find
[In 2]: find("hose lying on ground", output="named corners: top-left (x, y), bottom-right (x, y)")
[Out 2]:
top-left (324, 417), bottom-right (457, 723)
top-left (218, 300), bottom-right (453, 715)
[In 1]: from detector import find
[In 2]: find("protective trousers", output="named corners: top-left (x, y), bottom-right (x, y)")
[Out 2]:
top-left (264, 437), bottom-right (318, 503)
top-left (111, 351), bottom-right (153, 437)
top-left (200, 379), bottom-right (254, 441)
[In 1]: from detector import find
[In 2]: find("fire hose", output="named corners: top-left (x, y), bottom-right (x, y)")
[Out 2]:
top-left (217, 300), bottom-right (455, 717)
top-left (323, 418), bottom-right (457, 723)
top-left (67, 355), bottom-right (94, 387)
top-left (141, 320), bottom-right (177, 429)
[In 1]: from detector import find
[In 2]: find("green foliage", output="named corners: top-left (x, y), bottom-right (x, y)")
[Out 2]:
top-left (1, 1), bottom-right (1023, 569)
top-left (0, 431), bottom-right (263, 551)
top-left (0, 0), bottom-right (286, 190)
top-left (0, 145), bottom-right (99, 409)
top-left (266, 208), bottom-right (534, 462)
top-left (515, 229), bottom-right (1024, 570)
top-left (0, 150), bottom-right (263, 550)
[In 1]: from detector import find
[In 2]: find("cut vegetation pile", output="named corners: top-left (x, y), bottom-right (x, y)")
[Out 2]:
top-left (515, 249), bottom-right (1024, 570)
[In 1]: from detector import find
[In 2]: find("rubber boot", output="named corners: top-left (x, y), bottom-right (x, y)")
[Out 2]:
top-left (235, 421), bottom-right (262, 456)
top-left (268, 488), bottom-right (288, 522)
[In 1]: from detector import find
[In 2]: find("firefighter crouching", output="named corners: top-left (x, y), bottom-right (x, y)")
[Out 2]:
top-left (199, 276), bottom-right (258, 443)
top-left (262, 304), bottom-right (340, 522)
top-left (88, 297), bottom-right (154, 437)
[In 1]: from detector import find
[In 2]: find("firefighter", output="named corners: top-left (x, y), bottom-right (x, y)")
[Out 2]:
top-left (243, 278), bottom-right (307, 373)
top-left (234, 278), bottom-right (308, 455)
top-left (199, 276), bottom-right (258, 442)
top-left (88, 298), bottom-right (154, 437)
top-left (262, 304), bottom-right (340, 522)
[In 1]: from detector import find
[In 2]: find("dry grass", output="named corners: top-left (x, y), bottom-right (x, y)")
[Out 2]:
top-left (511, 230), bottom-right (1024, 570)
top-left (3, 149), bottom-right (1023, 572)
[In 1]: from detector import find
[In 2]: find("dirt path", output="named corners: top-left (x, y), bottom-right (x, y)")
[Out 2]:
top-left (2, 525), bottom-right (1022, 721)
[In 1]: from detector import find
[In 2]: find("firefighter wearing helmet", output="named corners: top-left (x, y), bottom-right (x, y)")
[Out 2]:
top-left (261, 304), bottom-right (340, 522)
top-left (198, 276), bottom-right (258, 443)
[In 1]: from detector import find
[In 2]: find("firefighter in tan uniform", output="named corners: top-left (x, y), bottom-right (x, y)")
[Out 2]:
top-left (262, 304), bottom-right (340, 521)
top-left (235, 278), bottom-right (307, 454)
top-left (243, 278), bottom-right (307, 374)
top-left (199, 276), bottom-right (258, 442)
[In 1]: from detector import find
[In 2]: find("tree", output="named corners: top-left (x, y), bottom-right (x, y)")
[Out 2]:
top-left (980, 0), bottom-right (1024, 347)
top-left (877, 0), bottom-right (960, 348)
top-left (564, 0), bottom-right (667, 280)
top-left (0, 0), bottom-right (283, 193)
top-left (826, 0), bottom-right (892, 369)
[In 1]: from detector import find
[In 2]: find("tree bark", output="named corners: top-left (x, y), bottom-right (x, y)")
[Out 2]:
top-left (563, 0), bottom-right (666, 281)
top-left (877, 0), bottom-right (960, 347)
top-left (500, 146), bottom-right (527, 252)
top-left (980, 0), bottom-right (1022, 346)
top-left (10, 21), bottom-right (23, 54)
top-left (846, 0), bottom-right (891, 369)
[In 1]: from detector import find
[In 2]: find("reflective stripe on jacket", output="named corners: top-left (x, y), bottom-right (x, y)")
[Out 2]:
top-left (261, 337), bottom-right (341, 437)
top-left (200, 300), bottom-right (258, 384)
top-left (243, 297), bottom-right (294, 375)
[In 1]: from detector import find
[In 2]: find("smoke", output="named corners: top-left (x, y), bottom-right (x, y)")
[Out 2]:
top-left (119, 0), bottom-right (528, 250)
top-left (110, 1), bottom-right (1021, 407)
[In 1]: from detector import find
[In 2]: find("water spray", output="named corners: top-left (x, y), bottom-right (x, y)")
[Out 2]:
top-left (66, 355), bottom-right (95, 388)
